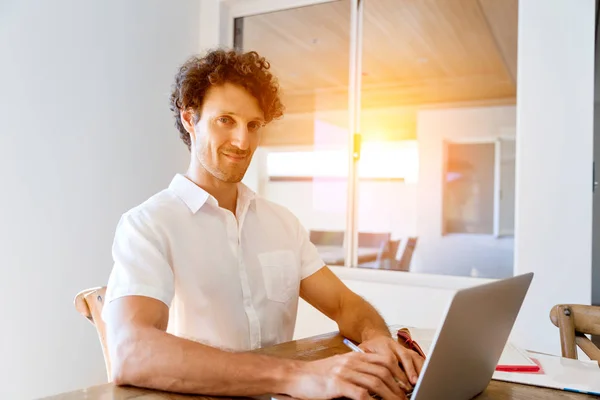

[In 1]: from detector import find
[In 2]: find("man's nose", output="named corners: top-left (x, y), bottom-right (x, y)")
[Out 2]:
top-left (230, 125), bottom-right (250, 150)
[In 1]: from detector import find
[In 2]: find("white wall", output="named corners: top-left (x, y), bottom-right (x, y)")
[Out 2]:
top-left (200, 0), bottom-right (223, 51)
top-left (0, 1), bottom-right (199, 398)
top-left (512, 0), bottom-right (594, 354)
top-left (414, 106), bottom-right (516, 278)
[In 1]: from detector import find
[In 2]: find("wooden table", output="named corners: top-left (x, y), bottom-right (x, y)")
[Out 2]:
top-left (317, 245), bottom-right (380, 266)
top-left (44, 330), bottom-right (597, 400)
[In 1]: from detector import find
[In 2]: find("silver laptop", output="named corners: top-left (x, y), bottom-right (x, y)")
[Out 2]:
top-left (263, 272), bottom-right (534, 400)
top-left (409, 272), bottom-right (533, 399)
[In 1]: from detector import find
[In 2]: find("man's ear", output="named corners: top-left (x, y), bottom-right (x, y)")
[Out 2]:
top-left (180, 108), bottom-right (197, 135)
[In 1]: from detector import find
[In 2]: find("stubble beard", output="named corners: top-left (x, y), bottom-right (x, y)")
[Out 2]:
top-left (197, 149), bottom-right (250, 183)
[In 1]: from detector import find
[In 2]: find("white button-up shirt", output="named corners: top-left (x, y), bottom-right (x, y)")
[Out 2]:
top-left (103, 174), bottom-right (325, 351)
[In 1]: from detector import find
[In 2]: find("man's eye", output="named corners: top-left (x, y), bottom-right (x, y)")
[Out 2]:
top-left (218, 116), bottom-right (233, 124)
top-left (249, 122), bottom-right (263, 131)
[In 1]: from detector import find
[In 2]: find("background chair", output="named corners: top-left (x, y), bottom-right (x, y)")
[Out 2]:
top-left (74, 286), bottom-right (111, 379)
top-left (353, 232), bottom-right (392, 268)
top-left (549, 304), bottom-right (600, 364)
top-left (375, 239), bottom-right (401, 269)
top-left (393, 236), bottom-right (418, 272)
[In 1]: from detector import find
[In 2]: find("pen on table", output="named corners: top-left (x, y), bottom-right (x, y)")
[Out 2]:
top-left (564, 388), bottom-right (600, 396)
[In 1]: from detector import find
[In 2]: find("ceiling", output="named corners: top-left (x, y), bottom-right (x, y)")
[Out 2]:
top-left (239, 0), bottom-right (518, 145)
top-left (241, 0), bottom-right (518, 113)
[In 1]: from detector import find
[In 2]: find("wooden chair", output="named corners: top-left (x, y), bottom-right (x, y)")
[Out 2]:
top-left (74, 286), bottom-right (111, 379)
top-left (549, 304), bottom-right (600, 364)
top-left (394, 236), bottom-right (418, 272)
top-left (356, 232), bottom-right (392, 266)
top-left (375, 239), bottom-right (401, 270)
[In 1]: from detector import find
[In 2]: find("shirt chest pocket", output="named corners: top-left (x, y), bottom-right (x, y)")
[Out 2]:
top-left (258, 250), bottom-right (299, 303)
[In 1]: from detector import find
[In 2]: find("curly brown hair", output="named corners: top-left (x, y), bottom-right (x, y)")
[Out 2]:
top-left (169, 49), bottom-right (284, 150)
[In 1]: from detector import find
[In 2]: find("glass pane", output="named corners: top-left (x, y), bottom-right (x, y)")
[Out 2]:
top-left (357, 0), bottom-right (518, 278)
top-left (235, 1), bottom-right (352, 266)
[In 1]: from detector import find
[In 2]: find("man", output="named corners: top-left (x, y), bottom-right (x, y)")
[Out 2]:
top-left (103, 49), bottom-right (424, 400)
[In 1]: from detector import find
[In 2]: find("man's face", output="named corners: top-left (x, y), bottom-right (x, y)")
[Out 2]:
top-left (185, 82), bottom-right (265, 183)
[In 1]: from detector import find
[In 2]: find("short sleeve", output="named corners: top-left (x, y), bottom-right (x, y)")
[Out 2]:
top-left (103, 211), bottom-right (174, 315)
top-left (296, 219), bottom-right (326, 279)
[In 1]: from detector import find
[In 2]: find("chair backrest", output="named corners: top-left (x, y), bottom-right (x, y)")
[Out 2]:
top-left (358, 232), bottom-right (391, 248)
top-left (396, 236), bottom-right (418, 272)
top-left (375, 239), bottom-right (401, 269)
top-left (549, 304), bottom-right (600, 363)
top-left (74, 286), bottom-right (111, 379)
top-left (309, 230), bottom-right (345, 246)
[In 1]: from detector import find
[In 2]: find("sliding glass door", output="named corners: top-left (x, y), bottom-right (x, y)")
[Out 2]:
top-left (231, 0), bottom-right (519, 278)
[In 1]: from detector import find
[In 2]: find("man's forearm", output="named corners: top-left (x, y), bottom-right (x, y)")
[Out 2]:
top-left (112, 326), bottom-right (299, 396)
top-left (336, 293), bottom-right (391, 343)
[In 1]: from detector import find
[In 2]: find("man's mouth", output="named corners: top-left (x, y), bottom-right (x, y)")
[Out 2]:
top-left (223, 153), bottom-right (247, 162)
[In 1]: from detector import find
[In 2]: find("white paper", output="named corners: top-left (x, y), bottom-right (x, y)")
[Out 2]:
top-left (496, 342), bottom-right (537, 368)
top-left (492, 352), bottom-right (600, 393)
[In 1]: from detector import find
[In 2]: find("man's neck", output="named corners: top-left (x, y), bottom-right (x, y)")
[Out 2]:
top-left (185, 164), bottom-right (238, 215)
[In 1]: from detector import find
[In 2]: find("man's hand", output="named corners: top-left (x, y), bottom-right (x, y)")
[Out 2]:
top-left (284, 352), bottom-right (409, 400)
top-left (299, 268), bottom-right (425, 395)
top-left (359, 335), bottom-right (425, 387)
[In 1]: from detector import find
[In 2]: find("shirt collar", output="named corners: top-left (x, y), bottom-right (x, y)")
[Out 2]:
top-left (168, 174), bottom-right (256, 214)
top-left (237, 181), bottom-right (257, 213)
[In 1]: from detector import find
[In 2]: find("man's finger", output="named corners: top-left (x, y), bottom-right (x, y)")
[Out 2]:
top-left (337, 381), bottom-right (371, 400)
top-left (344, 370), bottom-right (406, 400)
top-left (413, 352), bottom-right (425, 375)
top-left (353, 360), bottom-right (407, 396)
top-left (361, 353), bottom-right (412, 392)
top-left (393, 343), bottom-right (419, 385)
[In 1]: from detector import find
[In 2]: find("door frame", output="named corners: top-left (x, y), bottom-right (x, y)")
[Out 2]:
top-left (441, 136), bottom-right (515, 238)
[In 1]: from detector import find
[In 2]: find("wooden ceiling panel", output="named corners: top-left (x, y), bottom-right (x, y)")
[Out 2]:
top-left (242, 1), bottom-right (350, 93)
top-left (478, 0), bottom-right (519, 83)
top-left (240, 0), bottom-right (519, 140)
top-left (274, 72), bottom-right (515, 114)
top-left (362, 0), bottom-right (511, 81)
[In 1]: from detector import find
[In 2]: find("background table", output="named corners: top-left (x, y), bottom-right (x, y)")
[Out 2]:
top-left (316, 245), bottom-right (380, 265)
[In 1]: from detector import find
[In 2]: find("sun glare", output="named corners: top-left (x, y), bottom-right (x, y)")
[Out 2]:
top-left (267, 140), bottom-right (419, 182)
